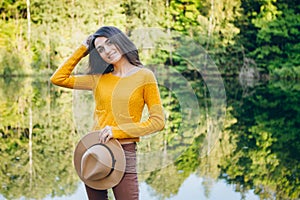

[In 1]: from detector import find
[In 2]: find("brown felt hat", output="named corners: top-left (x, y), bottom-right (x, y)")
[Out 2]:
top-left (73, 131), bottom-right (126, 190)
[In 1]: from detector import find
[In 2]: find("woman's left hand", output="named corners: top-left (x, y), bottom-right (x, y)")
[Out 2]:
top-left (82, 34), bottom-right (93, 48)
top-left (98, 126), bottom-right (113, 143)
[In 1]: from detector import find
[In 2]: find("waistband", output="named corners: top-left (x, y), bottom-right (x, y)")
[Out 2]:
top-left (117, 137), bottom-right (140, 144)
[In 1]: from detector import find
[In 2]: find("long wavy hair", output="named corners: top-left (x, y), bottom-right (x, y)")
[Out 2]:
top-left (87, 26), bottom-right (143, 74)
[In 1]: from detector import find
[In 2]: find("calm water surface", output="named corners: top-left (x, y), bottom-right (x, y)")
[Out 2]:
top-left (0, 76), bottom-right (299, 200)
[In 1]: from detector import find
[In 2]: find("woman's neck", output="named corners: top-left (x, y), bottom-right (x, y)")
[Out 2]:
top-left (112, 57), bottom-right (136, 77)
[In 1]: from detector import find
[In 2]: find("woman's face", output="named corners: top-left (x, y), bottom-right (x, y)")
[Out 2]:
top-left (94, 36), bottom-right (123, 64)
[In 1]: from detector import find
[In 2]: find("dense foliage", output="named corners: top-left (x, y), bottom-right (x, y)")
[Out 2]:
top-left (0, 1), bottom-right (299, 199)
top-left (1, 76), bottom-right (299, 199)
top-left (0, 77), bottom-right (80, 199)
top-left (0, 0), bottom-right (299, 78)
top-left (220, 78), bottom-right (300, 199)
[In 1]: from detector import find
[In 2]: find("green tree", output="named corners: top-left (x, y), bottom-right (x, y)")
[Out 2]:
top-left (220, 80), bottom-right (300, 199)
top-left (236, 0), bottom-right (300, 76)
top-left (0, 77), bottom-right (81, 199)
top-left (252, 0), bottom-right (300, 72)
top-left (120, 0), bottom-right (166, 34)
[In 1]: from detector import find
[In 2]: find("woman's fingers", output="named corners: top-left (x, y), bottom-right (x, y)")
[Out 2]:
top-left (98, 126), bottom-right (113, 143)
top-left (104, 126), bottom-right (113, 143)
top-left (98, 128), bottom-right (106, 143)
top-left (104, 126), bottom-right (112, 143)
top-left (82, 34), bottom-right (94, 48)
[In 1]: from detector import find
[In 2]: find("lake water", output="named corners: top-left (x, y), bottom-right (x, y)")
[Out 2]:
top-left (0, 76), bottom-right (299, 200)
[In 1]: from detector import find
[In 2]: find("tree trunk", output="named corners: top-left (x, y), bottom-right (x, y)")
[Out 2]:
top-left (28, 105), bottom-right (33, 189)
top-left (26, 0), bottom-right (31, 47)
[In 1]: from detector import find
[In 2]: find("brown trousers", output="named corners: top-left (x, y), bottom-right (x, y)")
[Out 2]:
top-left (85, 143), bottom-right (139, 200)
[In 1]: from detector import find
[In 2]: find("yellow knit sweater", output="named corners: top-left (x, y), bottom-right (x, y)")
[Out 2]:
top-left (50, 45), bottom-right (165, 142)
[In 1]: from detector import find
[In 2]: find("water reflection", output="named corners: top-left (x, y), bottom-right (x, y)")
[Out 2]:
top-left (0, 77), bottom-right (80, 200)
top-left (0, 76), bottom-right (299, 199)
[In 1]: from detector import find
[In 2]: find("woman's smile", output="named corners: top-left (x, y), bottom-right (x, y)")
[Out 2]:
top-left (94, 37), bottom-right (122, 64)
top-left (108, 51), bottom-right (117, 59)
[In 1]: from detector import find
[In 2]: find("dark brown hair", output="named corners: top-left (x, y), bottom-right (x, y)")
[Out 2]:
top-left (87, 26), bottom-right (142, 74)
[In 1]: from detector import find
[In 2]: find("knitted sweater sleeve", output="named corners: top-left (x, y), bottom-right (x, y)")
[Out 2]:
top-left (112, 70), bottom-right (165, 138)
top-left (50, 45), bottom-right (95, 90)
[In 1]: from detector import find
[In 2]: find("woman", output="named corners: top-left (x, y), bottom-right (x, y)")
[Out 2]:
top-left (50, 26), bottom-right (165, 200)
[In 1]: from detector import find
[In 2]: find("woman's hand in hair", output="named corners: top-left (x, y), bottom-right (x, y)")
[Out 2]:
top-left (82, 34), bottom-right (94, 56)
top-left (82, 34), bottom-right (94, 49)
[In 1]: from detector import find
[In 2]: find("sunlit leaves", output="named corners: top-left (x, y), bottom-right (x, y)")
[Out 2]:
top-left (0, 77), bottom-right (79, 199)
top-left (220, 81), bottom-right (300, 199)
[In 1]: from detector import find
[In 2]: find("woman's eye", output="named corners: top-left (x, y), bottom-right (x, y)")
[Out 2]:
top-left (107, 40), bottom-right (113, 46)
top-left (97, 47), bottom-right (104, 53)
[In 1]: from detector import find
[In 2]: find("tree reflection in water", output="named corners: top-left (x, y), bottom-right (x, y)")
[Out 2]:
top-left (0, 77), bottom-right (299, 199)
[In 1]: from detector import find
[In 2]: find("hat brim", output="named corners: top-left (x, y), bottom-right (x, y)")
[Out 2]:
top-left (74, 131), bottom-right (126, 190)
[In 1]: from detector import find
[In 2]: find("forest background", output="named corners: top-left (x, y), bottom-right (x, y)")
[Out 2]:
top-left (0, 0), bottom-right (299, 79)
top-left (0, 1), bottom-right (300, 199)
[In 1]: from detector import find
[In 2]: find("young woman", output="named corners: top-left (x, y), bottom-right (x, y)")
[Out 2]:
top-left (50, 26), bottom-right (165, 200)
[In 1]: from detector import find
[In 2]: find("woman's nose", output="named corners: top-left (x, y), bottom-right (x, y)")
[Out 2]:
top-left (103, 45), bottom-right (112, 54)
